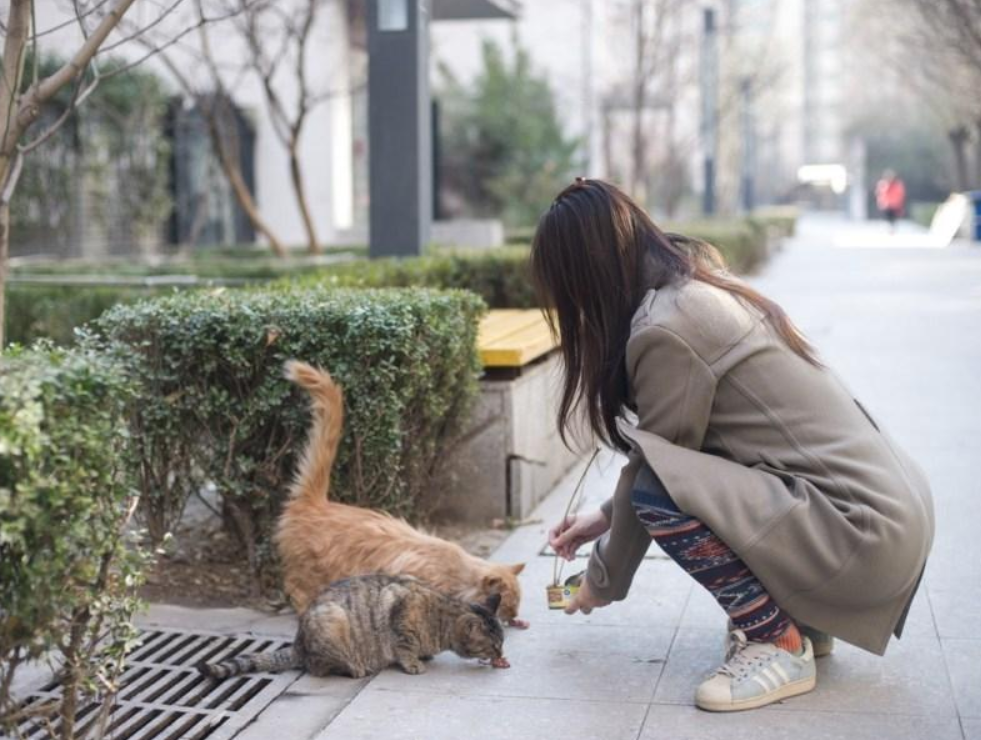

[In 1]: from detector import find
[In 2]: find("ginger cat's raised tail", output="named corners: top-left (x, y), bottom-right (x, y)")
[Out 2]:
top-left (277, 360), bottom-right (526, 624)
top-left (283, 361), bottom-right (343, 504)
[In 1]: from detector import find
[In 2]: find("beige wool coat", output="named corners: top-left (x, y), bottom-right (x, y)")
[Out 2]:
top-left (587, 279), bottom-right (934, 655)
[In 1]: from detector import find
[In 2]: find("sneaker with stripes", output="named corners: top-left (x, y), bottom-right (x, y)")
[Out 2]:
top-left (696, 630), bottom-right (817, 712)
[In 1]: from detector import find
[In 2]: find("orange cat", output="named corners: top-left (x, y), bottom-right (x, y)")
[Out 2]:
top-left (275, 361), bottom-right (525, 624)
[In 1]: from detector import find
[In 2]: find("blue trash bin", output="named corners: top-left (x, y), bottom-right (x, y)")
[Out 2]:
top-left (968, 191), bottom-right (981, 241)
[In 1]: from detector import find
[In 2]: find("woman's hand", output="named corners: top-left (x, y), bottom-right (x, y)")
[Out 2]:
top-left (563, 579), bottom-right (611, 615)
top-left (548, 508), bottom-right (610, 561)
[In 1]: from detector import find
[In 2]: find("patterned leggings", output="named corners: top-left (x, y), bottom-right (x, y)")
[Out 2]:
top-left (631, 464), bottom-right (793, 643)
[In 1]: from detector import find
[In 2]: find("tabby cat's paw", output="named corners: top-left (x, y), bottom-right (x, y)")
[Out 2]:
top-left (400, 660), bottom-right (427, 675)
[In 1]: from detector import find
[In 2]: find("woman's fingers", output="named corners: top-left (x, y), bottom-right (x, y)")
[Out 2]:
top-left (548, 516), bottom-right (577, 549)
top-left (563, 592), bottom-right (581, 615)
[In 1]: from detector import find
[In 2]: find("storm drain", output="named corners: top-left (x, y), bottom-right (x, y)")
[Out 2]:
top-left (7, 628), bottom-right (297, 740)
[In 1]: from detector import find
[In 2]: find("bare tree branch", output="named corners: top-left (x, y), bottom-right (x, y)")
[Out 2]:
top-left (97, 0), bottom-right (188, 54)
top-left (28, 0), bottom-right (113, 42)
top-left (19, 74), bottom-right (98, 154)
top-left (32, 0), bottom-right (139, 109)
top-left (99, 3), bottom-right (254, 81)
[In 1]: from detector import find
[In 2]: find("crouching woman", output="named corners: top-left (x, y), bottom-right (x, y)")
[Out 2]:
top-left (538, 179), bottom-right (934, 712)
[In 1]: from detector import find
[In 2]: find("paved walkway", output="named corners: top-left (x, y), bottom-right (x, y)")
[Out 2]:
top-left (141, 213), bottom-right (981, 739)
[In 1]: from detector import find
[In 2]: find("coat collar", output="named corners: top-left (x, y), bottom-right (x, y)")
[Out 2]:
top-left (630, 288), bottom-right (659, 335)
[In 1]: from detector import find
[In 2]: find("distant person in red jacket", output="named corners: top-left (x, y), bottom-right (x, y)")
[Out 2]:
top-left (875, 170), bottom-right (906, 232)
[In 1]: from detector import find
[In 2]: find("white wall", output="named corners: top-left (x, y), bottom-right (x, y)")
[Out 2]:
top-left (430, 0), bottom-right (604, 173)
top-left (33, 0), bottom-right (355, 247)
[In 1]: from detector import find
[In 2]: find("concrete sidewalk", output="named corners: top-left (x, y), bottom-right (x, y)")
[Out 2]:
top-left (140, 213), bottom-right (981, 739)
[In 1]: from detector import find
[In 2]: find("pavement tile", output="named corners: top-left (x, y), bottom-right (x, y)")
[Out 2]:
top-left (639, 704), bottom-right (964, 740)
top-left (895, 585), bottom-right (939, 639)
top-left (236, 675), bottom-right (369, 740)
top-left (963, 719), bottom-right (981, 740)
top-left (138, 603), bottom-right (296, 638)
top-left (366, 623), bottom-right (673, 703)
top-left (516, 554), bottom-right (693, 631)
top-left (929, 586), bottom-right (981, 640)
top-left (942, 638), bottom-right (981, 719)
top-left (653, 627), bottom-right (958, 718)
top-left (651, 627), bottom-right (725, 706)
top-left (314, 689), bottom-right (648, 740)
top-left (768, 634), bottom-right (958, 717)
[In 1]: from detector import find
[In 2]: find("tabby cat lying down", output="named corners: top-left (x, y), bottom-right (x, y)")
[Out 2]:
top-left (276, 361), bottom-right (526, 625)
top-left (197, 575), bottom-right (507, 679)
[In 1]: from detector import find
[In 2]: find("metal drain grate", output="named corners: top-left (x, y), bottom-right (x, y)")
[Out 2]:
top-left (6, 628), bottom-right (297, 740)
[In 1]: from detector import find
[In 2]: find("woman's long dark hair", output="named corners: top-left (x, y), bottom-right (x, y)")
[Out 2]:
top-left (531, 178), bottom-right (818, 453)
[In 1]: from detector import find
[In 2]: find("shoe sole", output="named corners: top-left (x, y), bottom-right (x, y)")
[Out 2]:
top-left (696, 673), bottom-right (817, 713)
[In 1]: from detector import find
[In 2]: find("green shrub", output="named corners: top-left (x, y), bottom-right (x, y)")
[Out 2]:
top-left (5, 284), bottom-right (176, 346)
top-left (300, 248), bottom-right (537, 308)
top-left (909, 201), bottom-right (941, 229)
top-left (95, 287), bottom-right (485, 581)
top-left (0, 346), bottom-right (148, 737)
top-left (664, 218), bottom-right (771, 274)
top-left (6, 216), bottom-right (779, 349)
top-left (750, 205), bottom-right (799, 240)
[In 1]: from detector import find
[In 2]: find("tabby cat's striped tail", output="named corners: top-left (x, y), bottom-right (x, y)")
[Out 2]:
top-left (197, 647), bottom-right (300, 679)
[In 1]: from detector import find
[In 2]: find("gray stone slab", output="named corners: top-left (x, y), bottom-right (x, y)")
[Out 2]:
top-left (964, 719), bottom-right (981, 740)
top-left (315, 689), bottom-right (649, 740)
top-left (236, 674), bottom-right (369, 740)
top-left (765, 635), bottom-right (958, 717)
top-left (515, 554), bottom-right (692, 630)
top-left (653, 626), bottom-right (958, 717)
top-left (137, 603), bottom-right (297, 638)
top-left (639, 704), bottom-right (964, 740)
top-left (942, 638), bottom-right (981, 719)
top-left (651, 627), bottom-right (725, 706)
top-left (366, 622), bottom-right (673, 703)
top-left (929, 586), bottom-right (981, 640)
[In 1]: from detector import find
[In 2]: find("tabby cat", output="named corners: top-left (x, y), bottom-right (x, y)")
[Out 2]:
top-left (197, 575), bottom-right (505, 679)
top-left (275, 361), bottom-right (525, 624)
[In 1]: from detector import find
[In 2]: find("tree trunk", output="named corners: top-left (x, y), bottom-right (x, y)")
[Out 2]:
top-left (630, 0), bottom-right (648, 205)
top-left (0, 201), bottom-right (9, 349)
top-left (0, 0), bottom-right (32, 351)
top-left (288, 139), bottom-right (320, 254)
top-left (949, 125), bottom-right (970, 191)
top-left (975, 118), bottom-right (981, 190)
top-left (202, 97), bottom-right (287, 257)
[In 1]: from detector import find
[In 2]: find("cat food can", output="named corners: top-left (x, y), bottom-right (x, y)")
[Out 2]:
top-left (546, 583), bottom-right (580, 609)
top-left (547, 572), bottom-right (584, 610)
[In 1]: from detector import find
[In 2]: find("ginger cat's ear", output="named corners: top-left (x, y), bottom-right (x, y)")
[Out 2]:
top-left (510, 563), bottom-right (525, 575)
top-left (482, 574), bottom-right (504, 591)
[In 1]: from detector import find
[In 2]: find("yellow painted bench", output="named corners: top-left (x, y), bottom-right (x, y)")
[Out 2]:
top-left (438, 308), bottom-right (580, 522)
top-left (477, 309), bottom-right (558, 368)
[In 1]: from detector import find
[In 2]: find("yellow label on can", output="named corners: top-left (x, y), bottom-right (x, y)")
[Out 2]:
top-left (546, 584), bottom-right (580, 609)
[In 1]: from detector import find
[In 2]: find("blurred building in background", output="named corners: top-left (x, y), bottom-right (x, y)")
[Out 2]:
top-left (21, 0), bottom-right (900, 260)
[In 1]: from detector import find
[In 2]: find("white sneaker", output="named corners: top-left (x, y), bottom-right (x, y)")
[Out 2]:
top-left (697, 630), bottom-right (817, 712)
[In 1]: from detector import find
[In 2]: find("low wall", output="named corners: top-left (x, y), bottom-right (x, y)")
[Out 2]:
top-left (434, 353), bottom-right (582, 523)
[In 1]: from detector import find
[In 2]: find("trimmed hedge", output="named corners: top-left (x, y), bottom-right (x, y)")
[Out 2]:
top-left (0, 346), bottom-right (148, 735)
top-left (293, 248), bottom-right (537, 308)
top-left (5, 284), bottom-right (177, 346)
top-left (95, 287), bottom-right (486, 581)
